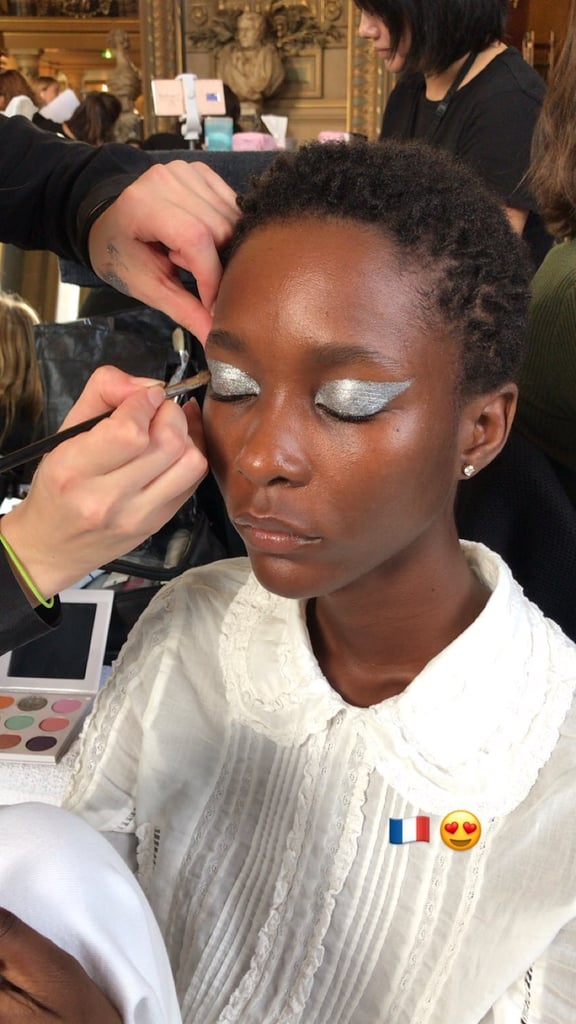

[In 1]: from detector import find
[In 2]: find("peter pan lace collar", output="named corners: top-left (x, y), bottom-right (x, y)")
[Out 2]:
top-left (219, 542), bottom-right (576, 816)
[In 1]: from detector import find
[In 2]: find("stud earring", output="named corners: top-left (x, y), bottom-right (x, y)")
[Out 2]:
top-left (462, 464), bottom-right (475, 478)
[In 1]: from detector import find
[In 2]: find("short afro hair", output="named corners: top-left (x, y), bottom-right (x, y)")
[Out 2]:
top-left (228, 139), bottom-right (530, 397)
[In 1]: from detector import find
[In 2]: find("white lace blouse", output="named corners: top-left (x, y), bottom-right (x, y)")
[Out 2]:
top-left (64, 543), bottom-right (576, 1024)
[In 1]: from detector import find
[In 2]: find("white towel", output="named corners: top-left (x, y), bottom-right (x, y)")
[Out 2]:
top-left (0, 802), bottom-right (181, 1024)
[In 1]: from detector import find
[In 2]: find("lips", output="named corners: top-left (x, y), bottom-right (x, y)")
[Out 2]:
top-left (233, 513), bottom-right (321, 552)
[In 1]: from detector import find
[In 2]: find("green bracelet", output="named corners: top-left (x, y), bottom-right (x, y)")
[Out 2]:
top-left (0, 531), bottom-right (55, 609)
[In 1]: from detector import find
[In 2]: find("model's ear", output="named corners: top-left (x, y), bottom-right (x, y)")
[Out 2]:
top-left (457, 384), bottom-right (518, 480)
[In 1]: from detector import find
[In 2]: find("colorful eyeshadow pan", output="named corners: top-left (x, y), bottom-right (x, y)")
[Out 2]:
top-left (18, 695), bottom-right (48, 711)
top-left (5, 715), bottom-right (35, 730)
top-left (39, 717), bottom-right (69, 732)
top-left (0, 692), bottom-right (92, 764)
top-left (26, 736), bottom-right (58, 752)
top-left (52, 698), bottom-right (83, 713)
top-left (0, 589), bottom-right (114, 764)
top-left (0, 734), bottom-right (21, 750)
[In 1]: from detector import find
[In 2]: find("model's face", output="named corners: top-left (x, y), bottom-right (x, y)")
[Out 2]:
top-left (357, 12), bottom-right (411, 74)
top-left (203, 219), bottom-right (465, 601)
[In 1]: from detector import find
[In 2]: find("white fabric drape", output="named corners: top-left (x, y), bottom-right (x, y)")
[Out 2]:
top-left (0, 802), bottom-right (181, 1024)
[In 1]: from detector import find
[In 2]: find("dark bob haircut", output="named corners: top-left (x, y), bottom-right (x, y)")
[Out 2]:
top-left (353, 0), bottom-right (508, 76)
top-left (228, 139), bottom-right (530, 397)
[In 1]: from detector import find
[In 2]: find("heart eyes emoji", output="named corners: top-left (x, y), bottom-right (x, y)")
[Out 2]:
top-left (440, 811), bottom-right (481, 850)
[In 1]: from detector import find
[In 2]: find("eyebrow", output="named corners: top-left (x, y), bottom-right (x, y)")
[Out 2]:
top-left (206, 330), bottom-right (405, 372)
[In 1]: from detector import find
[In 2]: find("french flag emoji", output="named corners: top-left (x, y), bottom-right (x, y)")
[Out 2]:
top-left (389, 816), bottom-right (430, 844)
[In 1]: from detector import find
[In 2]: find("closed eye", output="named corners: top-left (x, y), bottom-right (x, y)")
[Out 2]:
top-left (315, 379), bottom-right (413, 421)
top-left (206, 358), bottom-right (260, 400)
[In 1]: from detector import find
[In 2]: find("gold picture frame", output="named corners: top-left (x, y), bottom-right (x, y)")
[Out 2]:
top-left (282, 51), bottom-right (323, 99)
top-left (345, 4), bottom-right (393, 138)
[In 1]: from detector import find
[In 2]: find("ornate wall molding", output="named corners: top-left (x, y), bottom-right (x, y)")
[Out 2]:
top-left (32, 1), bottom-right (138, 14)
top-left (346, 4), bottom-right (392, 138)
top-left (138, 0), bottom-right (183, 131)
top-left (187, 3), bottom-right (342, 58)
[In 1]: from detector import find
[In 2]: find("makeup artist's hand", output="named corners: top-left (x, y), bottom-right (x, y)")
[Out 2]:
top-left (88, 160), bottom-right (240, 343)
top-left (0, 908), bottom-right (122, 1023)
top-left (0, 365), bottom-right (208, 602)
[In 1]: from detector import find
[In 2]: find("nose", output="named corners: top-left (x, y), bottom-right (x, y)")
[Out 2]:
top-left (358, 11), bottom-right (380, 38)
top-left (234, 399), bottom-right (311, 488)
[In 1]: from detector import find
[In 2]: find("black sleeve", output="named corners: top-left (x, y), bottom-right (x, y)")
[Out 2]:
top-left (0, 545), bottom-right (62, 656)
top-left (0, 114), bottom-right (154, 265)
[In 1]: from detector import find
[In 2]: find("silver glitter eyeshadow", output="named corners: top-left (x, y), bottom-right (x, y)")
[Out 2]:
top-left (314, 378), bottom-right (413, 418)
top-left (207, 359), bottom-right (260, 397)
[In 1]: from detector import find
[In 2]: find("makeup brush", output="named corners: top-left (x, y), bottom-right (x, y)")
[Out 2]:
top-left (0, 369), bottom-right (211, 475)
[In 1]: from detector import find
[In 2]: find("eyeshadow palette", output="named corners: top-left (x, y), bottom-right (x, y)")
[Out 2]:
top-left (0, 589), bottom-right (113, 763)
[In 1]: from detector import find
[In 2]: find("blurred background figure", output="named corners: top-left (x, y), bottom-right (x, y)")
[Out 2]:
top-left (515, 0), bottom-right (576, 506)
top-left (0, 69), bottom-right (38, 119)
top-left (0, 34), bottom-right (9, 72)
top-left (38, 86), bottom-right (81, 127)
top-left (33, 75), bottom-right (60, 108)
top-left (0, 292), bottom-right (43, 501)
top-left (0, 69), bottom-right (80, 135)
top-left (61, 91), bottom-right (122, 145)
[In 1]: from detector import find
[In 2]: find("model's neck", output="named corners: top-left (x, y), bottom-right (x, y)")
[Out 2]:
top-left (307, 536), bottom-right (490, 707)
top-left (425, 41), bottom-right (507, 101)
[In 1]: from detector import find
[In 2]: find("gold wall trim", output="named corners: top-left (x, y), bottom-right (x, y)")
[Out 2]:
top-left (138, 0), bottom-right (183, 133)
top-left (345, 1), bottom-right (392, 138)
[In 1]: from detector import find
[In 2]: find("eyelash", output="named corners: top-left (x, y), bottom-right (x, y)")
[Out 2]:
top-left (207, 390), bottom-right (254, 404)
top-left (315, 402), bottom-right (379, 424)
top-left (208, 388), bottom-right (381, 423)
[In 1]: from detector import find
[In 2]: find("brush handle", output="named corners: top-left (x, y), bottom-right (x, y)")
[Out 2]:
top-left (0, 369), bottom-right (210, 476)
top-left (0, 413), bottom-right (111, 474)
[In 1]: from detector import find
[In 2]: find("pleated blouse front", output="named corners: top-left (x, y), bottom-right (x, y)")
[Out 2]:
top-left (65, 545), bottom-right (576, 1024)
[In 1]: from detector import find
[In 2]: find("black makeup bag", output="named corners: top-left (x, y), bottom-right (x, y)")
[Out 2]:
top-left (33, 306), bottom-right (234, 580)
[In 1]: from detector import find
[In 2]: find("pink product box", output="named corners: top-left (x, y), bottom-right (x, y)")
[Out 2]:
top-left (232, 133), bottom-right (278, 151)
top-left (317, 131), bottom-right (352, 143)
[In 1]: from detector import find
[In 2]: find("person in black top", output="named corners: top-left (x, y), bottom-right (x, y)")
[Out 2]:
top-left (356, 0), bottom-right (552, 267)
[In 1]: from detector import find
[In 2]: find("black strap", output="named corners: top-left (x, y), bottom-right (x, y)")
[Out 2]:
top-left (425, 51), bottom-right (478, 142)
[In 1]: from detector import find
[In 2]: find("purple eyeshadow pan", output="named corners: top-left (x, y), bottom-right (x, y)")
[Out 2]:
top-left (52, 698), bottom-right (83, 713)
top-left (26, 736), bottom-right (58, 752)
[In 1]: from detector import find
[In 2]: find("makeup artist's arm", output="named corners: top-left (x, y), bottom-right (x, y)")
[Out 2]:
top-left (0, 365), bottom-right (207, 655)
top-left (0, 116), bottom-right (239, 342)
top-left (0, 908), bottom-right (122, 1023)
